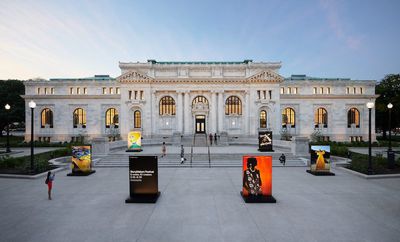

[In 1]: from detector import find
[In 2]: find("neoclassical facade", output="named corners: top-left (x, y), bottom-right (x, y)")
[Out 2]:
top-left (23, 60), bottom-right (377, 142)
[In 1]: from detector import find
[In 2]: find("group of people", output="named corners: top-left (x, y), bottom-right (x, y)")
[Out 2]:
top-left (208, 133), bottom-right (218, 145)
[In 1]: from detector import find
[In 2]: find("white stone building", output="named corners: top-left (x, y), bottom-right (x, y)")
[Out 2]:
top-left (22, 60), bottom-right (377, 143)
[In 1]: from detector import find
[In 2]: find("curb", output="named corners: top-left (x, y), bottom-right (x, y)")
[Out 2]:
top-left (0, 167), bottom-right (66, 179)
top-left (337, 167), bottom-right (400, 179)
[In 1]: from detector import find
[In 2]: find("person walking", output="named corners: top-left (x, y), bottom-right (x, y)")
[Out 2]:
top-left (180, 145), bottom-right (187, 164)
top-left (214, 133), bottom-right (217, 145)
top-left (45, 171), bottom-right (55, 200)
top-left (209, 133), bottom-right (213, 145)
top-left (279, 153), bottom-right (286, 166)
top-left (161, 142), bottom-right (166, 158)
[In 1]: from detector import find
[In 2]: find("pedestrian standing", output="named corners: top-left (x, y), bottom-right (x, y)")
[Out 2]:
top-left (214, 133), bottom-right (217, 145)
top-left (209, 133), bottom-right (213, 145)
top-left (180, 145), bottom-right (187, 164)
top-left (45, 171), bottom-right (55, 200)
top-left (161, 142), bottom-right (166, 158)
top-left (279, 153), bottom-right (286, 166)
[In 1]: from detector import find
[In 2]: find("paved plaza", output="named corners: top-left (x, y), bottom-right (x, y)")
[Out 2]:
top-left (1, 165), bottom-right (400, 242)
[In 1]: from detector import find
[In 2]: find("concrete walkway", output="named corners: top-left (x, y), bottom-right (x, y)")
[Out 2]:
top-left (0, 167), bottom-right (399, 242)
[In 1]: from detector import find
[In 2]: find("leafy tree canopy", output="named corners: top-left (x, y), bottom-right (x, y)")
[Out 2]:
top-left (0, 80), bottom-right (25, 134)
top-left (375, 74), bottom-right (400, 133)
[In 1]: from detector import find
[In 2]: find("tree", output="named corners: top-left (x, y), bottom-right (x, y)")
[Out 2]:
top-left (375, 74), bottom-right (400, 138)
top-left (0, 80), bottom-right (25, 136)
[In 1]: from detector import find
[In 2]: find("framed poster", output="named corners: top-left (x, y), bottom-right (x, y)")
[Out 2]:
top-left (241, 156), bottom-right (276, 203)
top-left (258, 131), bottom-right (273, 152)
top-left (125, 156), bottom-right (160, 203)
top-left (127, 131), bottom-right (142, 152)
top-left (307, 145), bottom-right (334, 175)
top-left (68, 145), bottom-right (95, 176)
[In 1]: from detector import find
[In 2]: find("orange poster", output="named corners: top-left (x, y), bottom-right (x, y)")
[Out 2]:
top-left (242, 156), bottom-right (272, 196)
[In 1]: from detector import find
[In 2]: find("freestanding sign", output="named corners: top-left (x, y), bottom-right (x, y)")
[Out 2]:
top-left (258, 131), bottom-right (273, 152)
top-left (125, 156), bottom-right (160, 203)
top-left (127, 131), bottom-right (142, 152)
top-left (307, 145), bottom-right (335, 176)
top-left (241, 156), bottom-right (276, 203)
top-left (67, 145), bottom-right (96, 176)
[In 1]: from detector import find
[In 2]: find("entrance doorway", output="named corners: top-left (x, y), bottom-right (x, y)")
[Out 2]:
top-left (195, 115), bottom-right (206, 133)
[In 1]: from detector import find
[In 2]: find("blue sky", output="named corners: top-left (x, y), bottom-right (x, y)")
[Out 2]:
top-left (0, 0), bottom-right (399, 80)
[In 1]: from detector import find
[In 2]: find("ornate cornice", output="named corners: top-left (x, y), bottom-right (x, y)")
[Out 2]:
top-left (246, 70), bottom-right (284, 83)
top-left (117, 71), bottom-right (154, 83)
top-left (21, 95), bottom-right (121, 100)
top-left (280, 94), bottom-right (379, 99)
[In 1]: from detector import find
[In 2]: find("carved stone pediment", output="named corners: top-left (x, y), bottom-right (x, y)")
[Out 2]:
top-left (117, 71), bottom-right (154, 83)
top-left (247, 70), bottom-right (284, 83)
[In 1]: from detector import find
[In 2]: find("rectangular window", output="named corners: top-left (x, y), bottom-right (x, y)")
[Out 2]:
top-left (109, 87), bottom-right (113, 94)
top-left (353, 87), bottom-right (356, 94)
top-left (320, 87), bottom-right (324, 94)
top-left (313, 87), bottom-right (317, 94)
top-left (51, 88), bottom-right (54, 94)
top-left (263, 90), bottom-right (266, 99)
top-left (37, 88), bottom-right (41, 95)
top-left (102, 87), bottom-right (106, 94)
top-left (77, 87), bottom-right (81, 95)
top-left (44, 88), bottom-right (48, 95)
top-left (268, 90), bottom-right (272, 99)
top-left (360, 87), bottom-right (363, 94)
top-left (70, 87), bottom-right (73, 95)
top-left (327, 87), bottom-right (331, 94)
top-left (346, 87), bottom-right (349, 94)
top-left (257, 90), bottom-right (260, 99)
top-left (134, 91), bottom-right (137, 100)
top-left (116, 87), bottom-right (120, 94)
top-left (280, 87), bottom-right (284, 94)
top-left (83, 87), bottom-right (87, 94)
top-left (140, 90), bottom-right (144, 100)
top-left (129, 90), bottom-right (132, 100)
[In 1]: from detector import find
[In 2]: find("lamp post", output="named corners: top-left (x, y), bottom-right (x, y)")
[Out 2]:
top-left (366, 101), bottom-right (374, 175)
top-left (5, 104), bottom-right (11, 153)
top-left (29, 100), bottom-right (36, 173)
top-left (387, 103), bottom-right (395, 169)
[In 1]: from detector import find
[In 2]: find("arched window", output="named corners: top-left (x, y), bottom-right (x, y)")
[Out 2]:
top-left (159, 96), bottom-right (176, 115)
top-left (134, 110), bottom-right (141, 128)
top-left (260, 110), bottom-right (267, 128)
top-left (225, 96), bottom-right (242, 115)
top-left (282, 107), bottom-right (295, 128)
top-left (73, 108), bottom-right (86, 128)
top-left (192, 96), bottom-right (209, 107)
top-left (314, 108), bottom-right (328, 128)
top-left (41, 108), bottom-right (53, 128)
top-left (105, 108), bottom-right (119, 128)
top-left (348, 108), bottom-right (360, 128)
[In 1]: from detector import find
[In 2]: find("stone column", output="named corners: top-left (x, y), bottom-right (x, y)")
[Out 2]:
top-left (211, 91), bottom-right (217, 133)
top-left (245, 91), bottom-right (250, 135)
top-left (184, 91), bottom-right (190, 134)
top-left (177, 91), bottom-right (183, 133)
top-left (151, 91), bottom-right (156, 135)
top-left (217, 91), bottom-right (224, 132)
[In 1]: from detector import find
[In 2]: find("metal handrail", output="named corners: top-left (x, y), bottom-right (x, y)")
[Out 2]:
top-left (190, 133), bottom-right (195, 168)
top-left (206, 133), bottom-right (211, 168)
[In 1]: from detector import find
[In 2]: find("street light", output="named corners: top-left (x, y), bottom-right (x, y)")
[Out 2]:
top-left (387, 103), bottom-right (395, 169)
top-left (366, 101), bottom-right (374, 175)
top-left (29, 100), bottom-right (36, 173)
top-left (4, 104), bottom-right (11, 153)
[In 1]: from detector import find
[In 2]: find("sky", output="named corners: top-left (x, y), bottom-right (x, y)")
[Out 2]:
top-left (0, 0), bottom-right (399, 81)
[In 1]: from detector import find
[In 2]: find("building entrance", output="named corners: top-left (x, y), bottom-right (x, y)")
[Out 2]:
top-left (195, 115), bottom-right (206, 133)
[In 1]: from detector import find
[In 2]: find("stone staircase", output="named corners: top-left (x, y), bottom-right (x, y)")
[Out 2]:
top-left (94, 151), bottom-right (306, 168)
